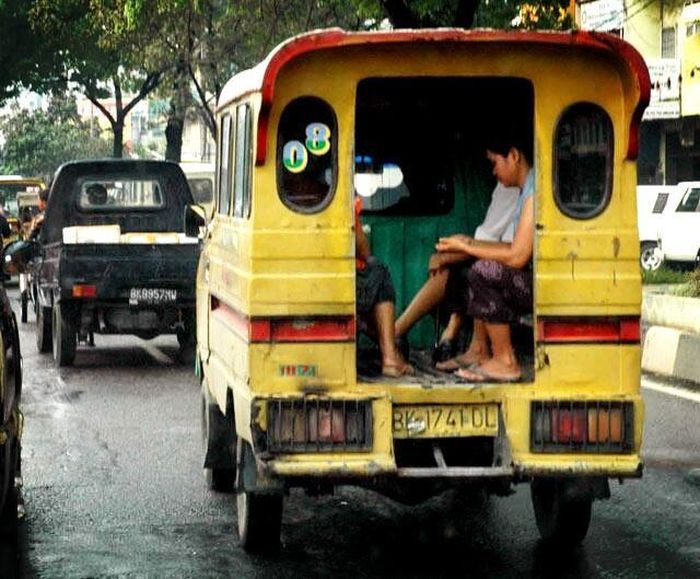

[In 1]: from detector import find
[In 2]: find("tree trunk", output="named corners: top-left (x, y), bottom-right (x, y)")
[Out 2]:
top-left (112, 121), bottom-right (124, 158)
top-left (165, 115), bottom-right (184, 162)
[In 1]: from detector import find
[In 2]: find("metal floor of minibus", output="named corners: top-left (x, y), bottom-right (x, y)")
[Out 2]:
top-left (357, 346), bottom-right (535, 385)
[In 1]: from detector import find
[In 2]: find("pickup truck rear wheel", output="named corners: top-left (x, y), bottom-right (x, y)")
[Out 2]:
top-left (20, 291), bottom-right (28, 324)
top-left (236, 439), bottom-right (283, 553)
top-left (52, 303), bottom-right (76, 367)
top-left (36, 306), bottom-right (53, 353)
top-left (531, 477), bottom-right (592, 545)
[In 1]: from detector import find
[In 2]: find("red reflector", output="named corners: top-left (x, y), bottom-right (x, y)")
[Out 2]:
top-left (72, 284), bottom-right (97, 298)
top-left (537, 317), bottom-right (640, 343)
top-left (270, 318), bottom-right (355, 342)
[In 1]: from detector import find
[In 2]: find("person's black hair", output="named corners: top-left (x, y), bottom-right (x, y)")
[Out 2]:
top-left (485, 120), bottom-right (533, 166)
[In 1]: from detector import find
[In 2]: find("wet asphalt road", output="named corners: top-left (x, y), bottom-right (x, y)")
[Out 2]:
top-left (0, 287), bottom-right (698, 578)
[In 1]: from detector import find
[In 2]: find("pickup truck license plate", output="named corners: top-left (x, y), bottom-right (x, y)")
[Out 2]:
top-left (392, 404), bottom-right (499, 439)
top-left (129, 288), bottom-right (177, 305)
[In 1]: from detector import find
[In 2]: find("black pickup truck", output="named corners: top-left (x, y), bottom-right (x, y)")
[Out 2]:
top-left (7, 159), bottom-right (203, 367)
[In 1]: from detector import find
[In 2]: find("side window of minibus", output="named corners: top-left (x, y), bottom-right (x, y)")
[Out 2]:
top-left (277, 96), bottom-right (337, 212)
top-left (218, 114), bottom-right (233, 216)
top-left (554, 103), bottom-right (614, 218)
top-left (233, 103), bottom-right (252, 218)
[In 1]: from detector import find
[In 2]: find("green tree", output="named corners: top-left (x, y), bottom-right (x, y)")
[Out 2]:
top-left (29, 0), bottom-right (172, 157)
top-left (0, 93), bottom-right (111, 179)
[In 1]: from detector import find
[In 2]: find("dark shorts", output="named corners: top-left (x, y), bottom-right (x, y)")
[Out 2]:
top-left (356, 259), bottom-right (396, 316)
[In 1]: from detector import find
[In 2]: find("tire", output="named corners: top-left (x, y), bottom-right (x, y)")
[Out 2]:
top-left (52, 303), bottom-right (76, 367)
top-left (531, 478), bottom-right (592, 545)
top-left (36, 305), bottom-right (52, 353)
top-left (20, 292), bottom-right (27, 324)
top-left (177, 314), bottom-right (196, 365)
top-left (236, 440), bottom-right (283, 553)
top-left (0, 340), bottom-right (20, 538)
top-left (640, 241), bottom-right (663, 271)
top-left (201, 382), bottom-right (236, 492)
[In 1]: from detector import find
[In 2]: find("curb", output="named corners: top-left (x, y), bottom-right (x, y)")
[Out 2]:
top-left (642, 290), bottom-right (700, 384)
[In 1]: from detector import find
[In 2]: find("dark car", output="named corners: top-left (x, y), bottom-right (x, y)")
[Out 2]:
top-left (0, 281), bottom-right (22, 539)
top-left (6, 159), bottom-right (203, 367)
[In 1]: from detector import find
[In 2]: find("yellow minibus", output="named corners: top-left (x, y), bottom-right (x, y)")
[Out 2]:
top-left (195, 28), bottom-right (650, 552)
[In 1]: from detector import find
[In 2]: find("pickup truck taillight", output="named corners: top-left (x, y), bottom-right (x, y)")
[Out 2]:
top-left (72, 284), bottom-right (97, 298)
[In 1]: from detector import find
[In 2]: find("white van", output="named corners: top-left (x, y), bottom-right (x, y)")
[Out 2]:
top-left (180, 162), bottom-right (215, 217)
top-left (638, 182), bottom-right (700, 270)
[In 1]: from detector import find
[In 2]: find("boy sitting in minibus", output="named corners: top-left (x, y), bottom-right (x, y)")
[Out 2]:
top-left (355, 195), bottom-right (414, 378)
top-left (436, 130), bottom-right (534, 382)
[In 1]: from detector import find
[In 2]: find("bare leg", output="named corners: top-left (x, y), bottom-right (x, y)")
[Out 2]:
top-left (435, 319), bottom-right (489, 370)
top-left (456, 322), bottom-right (521, 380)
top-left (440, 312), bottom-right (463, 343)
top-left (394, 269), bottom-right (448, 338)
top-left (374, 301), bottom-right (411, 373)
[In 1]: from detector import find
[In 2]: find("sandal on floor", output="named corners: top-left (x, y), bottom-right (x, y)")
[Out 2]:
top-left (435, 354), bottom-right (478, 372)
top-left (382, 362), bottom-right (415, 378)
top-left (453, 365), bottom-right (521, 383)
top-left (431, 339), bottom-right (459, 365)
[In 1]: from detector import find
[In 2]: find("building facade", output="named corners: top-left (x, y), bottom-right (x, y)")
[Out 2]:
top-left (577, 0), bottom-right (700, 184)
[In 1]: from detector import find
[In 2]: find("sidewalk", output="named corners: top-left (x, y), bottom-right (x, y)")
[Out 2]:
top-left (642, 285), bottom-right (700, 384)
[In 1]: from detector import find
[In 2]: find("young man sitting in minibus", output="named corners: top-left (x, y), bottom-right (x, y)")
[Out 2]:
top-left (436, 130), bottom-right (534, 382)
top-left (393, 181), bottom-right (519, 368)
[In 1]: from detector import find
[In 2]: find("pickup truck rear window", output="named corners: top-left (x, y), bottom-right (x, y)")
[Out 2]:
top-left (78, 180), bottom-right (165, 210)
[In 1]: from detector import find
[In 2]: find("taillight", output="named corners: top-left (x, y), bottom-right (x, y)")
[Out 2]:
top-left (537, 317), bottom-right (640, 344)
top-left (211, 298), bottom-right (355, 343)
top-left (267, 399), bottom-right (372, 452)
top-left (531, 401), bottom-right (633, 453)
top-left (72, 284), bottom-right (97, 298)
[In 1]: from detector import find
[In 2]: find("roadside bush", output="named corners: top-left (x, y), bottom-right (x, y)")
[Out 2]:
top-left (641, 266), bottom-right (688, 285)
top-left (680, 268), bottom-right (700, 298)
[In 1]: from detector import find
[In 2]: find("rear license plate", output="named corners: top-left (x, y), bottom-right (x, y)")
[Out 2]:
top-left (129, 288), bottom-right (177, 305)
top-left (392, 404), bottom-right (499, 439)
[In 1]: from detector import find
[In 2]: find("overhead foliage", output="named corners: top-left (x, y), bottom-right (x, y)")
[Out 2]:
top-left (0, 93), bottom-right (110, 179)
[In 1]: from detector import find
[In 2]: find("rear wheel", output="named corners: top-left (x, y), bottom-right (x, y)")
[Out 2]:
top-left (36, 305), bottom-right (52, 353)
top-left (640, 241), bottom-right (663, 271)
top-left (236, 439), bottom-right (283, 553)
top-left (52, 303), bottom-right (76, 367)
top-left (201, 380), bottom-right (236, 492)
top-left (531, 478), bottom-right (592, 545)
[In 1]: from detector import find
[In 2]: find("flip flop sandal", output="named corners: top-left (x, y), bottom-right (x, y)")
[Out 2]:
top-left (435, 356), bottom-right (478, 372)
top-left (453, 365), bottom-right (521, 383)
top-left (382, 362), bottom-right (416, 378)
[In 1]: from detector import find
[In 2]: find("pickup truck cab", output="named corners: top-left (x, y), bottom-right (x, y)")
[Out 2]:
top-left (638, 181), bottom-right (700, 270)
top-left (10, 159), bottom-right (201, 367)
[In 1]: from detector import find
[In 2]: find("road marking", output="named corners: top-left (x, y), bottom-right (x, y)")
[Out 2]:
top-left (642, 377), bottom-right (700, 403)
top-left (141, 342), bottom-right (173, 365)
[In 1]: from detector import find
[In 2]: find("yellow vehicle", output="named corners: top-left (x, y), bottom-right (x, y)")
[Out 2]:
top-left (0, 176), bottom-right (46, 245)
top-left (196, 28), bottom-right (649, 552)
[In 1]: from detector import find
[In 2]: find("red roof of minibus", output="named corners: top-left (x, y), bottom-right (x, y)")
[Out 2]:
top-left (217, 28), bottom-right (650, 164)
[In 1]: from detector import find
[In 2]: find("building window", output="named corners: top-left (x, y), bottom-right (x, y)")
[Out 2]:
top-left (662, 27), bottom-right (676, 57)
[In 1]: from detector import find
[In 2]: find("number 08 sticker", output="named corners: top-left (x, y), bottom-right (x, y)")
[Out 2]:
top-left (283, 122), bottom-right (331, 173)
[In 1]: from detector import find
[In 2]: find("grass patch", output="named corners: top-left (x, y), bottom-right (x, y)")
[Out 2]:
top-left (641, 267), bottom-right (689, 285)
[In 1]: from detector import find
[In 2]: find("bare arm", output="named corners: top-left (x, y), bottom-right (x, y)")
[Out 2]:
top-left (436, 196), bottom-right (534, 269)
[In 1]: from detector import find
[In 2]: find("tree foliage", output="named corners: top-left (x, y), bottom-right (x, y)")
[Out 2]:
top-left (0, 93), bottom-right (110, 179)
